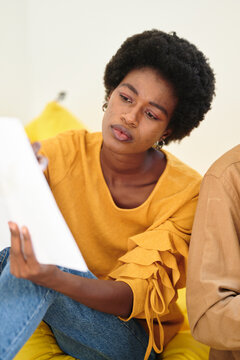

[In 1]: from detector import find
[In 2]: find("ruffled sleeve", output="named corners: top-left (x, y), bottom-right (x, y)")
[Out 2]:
top-left (109, 196), bottom-right (197, 360)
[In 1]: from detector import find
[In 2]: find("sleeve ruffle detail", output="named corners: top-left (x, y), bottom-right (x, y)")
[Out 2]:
top-left (109, 228), bottom-right (189, 360)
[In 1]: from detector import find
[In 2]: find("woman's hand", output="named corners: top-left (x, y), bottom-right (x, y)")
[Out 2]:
top-left (8, 222), bottom-right (133, 317)
top-left (31, 142), bottom-right (48, 171)
top-left (8, 221), bottom-right (59, 287)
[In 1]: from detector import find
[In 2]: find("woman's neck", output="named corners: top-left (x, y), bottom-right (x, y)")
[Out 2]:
top-left (100, 144), bottom-right (165, 186)
top-left (100, 144), bottom-right (167, 209)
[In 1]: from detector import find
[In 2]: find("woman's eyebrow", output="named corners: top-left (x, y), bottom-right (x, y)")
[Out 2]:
top-left (149, 101), bottom-right (168, 118)
top-left (119, 83), bottom-right (138, 95)
top-left (119, 83), bottom-right (168, 118)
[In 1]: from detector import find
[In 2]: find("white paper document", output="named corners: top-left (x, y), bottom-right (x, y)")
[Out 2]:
top-left (0, 117), bottom-right (88, 272)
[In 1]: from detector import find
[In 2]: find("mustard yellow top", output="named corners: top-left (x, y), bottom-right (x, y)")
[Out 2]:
top-left (40, 129), bottom-right (201, 360)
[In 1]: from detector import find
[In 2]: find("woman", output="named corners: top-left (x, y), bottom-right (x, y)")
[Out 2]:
top-left (0, 30), bottom-right (215, 360)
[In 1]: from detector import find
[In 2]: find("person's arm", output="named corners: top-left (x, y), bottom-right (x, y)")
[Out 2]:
top-left (186, 170), bottom-right (240, 350)
top-left (107, 190), bottom-right (199, 359)
top-left (8, 222), bottom-right (133, 318)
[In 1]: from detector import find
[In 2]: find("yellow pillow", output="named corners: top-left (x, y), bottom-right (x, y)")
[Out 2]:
top-left (162, 330), bottom-right (210, 359)
top-left (25, 102), bottom-right (85, 142)
top-left (14, 321), bottom-right (77, 360)
top-left (176, 288), bottom-right (190, 331)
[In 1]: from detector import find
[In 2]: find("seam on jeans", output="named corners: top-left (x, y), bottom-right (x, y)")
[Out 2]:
top-left (52, 328), bottom-right (111, 360)
top-left (117, 318), bottom-right (150, 351)
top-left (3, 289), bottom-right (52, 358)
top-left (0, 250), bottom-right (8, 272)
top-left (117, 319), bottom-right (157, 359)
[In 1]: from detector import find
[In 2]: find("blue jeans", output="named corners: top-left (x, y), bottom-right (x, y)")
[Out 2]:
top-left (0, 248), bottom-right (156, 360)
top-left (0, 247), bottom-right (9, 273)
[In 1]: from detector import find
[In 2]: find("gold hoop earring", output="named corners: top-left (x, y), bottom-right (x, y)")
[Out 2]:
top-left (102, 102), bottom-right (108, 112)
top-left (152, 138), bottom-right (165, 151)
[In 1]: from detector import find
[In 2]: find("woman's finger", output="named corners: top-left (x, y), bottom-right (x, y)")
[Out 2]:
top-left (37, 154), bottom-right (48, 171)
top-left (21, 226), bottom-right (38, 265)
top-left (31, 142), bottom-right (48, 171)
top-left (8, 222), bottom-right (26, 276)
top-left (8, 222), bottom-right (23, 256)
top-left (31, 141), bottom-right (41, 155)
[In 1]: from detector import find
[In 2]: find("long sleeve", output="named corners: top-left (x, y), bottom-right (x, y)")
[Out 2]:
top-left (109, 194), bottom-right (199, 359)
top-left (187, 162), bottom-right (240, 351)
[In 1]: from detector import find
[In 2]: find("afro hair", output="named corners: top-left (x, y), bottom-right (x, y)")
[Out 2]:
top-left (104, 30), bottom-right (215, 144)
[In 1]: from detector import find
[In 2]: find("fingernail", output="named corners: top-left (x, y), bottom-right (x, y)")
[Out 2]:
top-left (39, 156), bottom-right (48, 171)
top-left (32, 141), bottom-right (41, 153)
top-left (21, 227), bottom-right (27, 236)
top-left (8, 222), bottom-right (14, 231)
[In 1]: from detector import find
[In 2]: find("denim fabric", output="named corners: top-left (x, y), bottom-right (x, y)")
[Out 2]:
top-left (0, 249), bottom-right (156, 360)
top-left (0, 247), bottom-right (10, 274)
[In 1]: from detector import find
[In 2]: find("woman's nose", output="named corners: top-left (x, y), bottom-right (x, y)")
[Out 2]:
top-left (121, 110), bottom-right (138, 128)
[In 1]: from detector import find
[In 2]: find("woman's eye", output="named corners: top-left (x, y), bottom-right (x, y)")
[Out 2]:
top-left (146, 111), bottom-right (159, 121)
top-left (120, 94), bottom-right (132, 103)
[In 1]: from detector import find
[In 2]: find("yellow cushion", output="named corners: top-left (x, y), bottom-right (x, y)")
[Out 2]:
top-left (14, 321), bottom-right (77, 360)
top-left (176, 288), bottom-right (190, 331)
top-left (162, 330), bottom-right (209, 359)
top-left (25, 102), bottom-right (85, 143)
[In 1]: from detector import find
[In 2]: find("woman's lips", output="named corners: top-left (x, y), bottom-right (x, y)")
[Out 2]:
top-left (110, 125), bottom-right (133, 142)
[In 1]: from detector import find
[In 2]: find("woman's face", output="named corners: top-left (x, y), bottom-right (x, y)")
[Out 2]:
top-left (102, 67), bottom-right (178, 154)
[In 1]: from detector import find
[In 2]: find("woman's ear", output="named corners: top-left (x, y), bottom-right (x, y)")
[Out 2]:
top-left (102, 92), bottom-right (112, 112)
top-left (162, 128), bottom-right (172, 141)
top-left (107, 91), bottom-right (113, 101)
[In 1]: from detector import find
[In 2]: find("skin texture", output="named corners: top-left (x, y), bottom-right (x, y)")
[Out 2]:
top-left (101, 67), bottom-right (177, 208)
top-left (9, 67), bottom-right (178, 319)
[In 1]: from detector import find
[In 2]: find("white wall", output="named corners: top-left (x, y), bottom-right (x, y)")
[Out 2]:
top-left (1, 0), bottom-right (240, 174)
top-left (0, 0), bottom-right (29, 120)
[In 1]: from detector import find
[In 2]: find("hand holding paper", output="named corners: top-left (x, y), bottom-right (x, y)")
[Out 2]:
top-left (0, 117), bottom-right (88, 272)
top-left (8, 221), bottom-right (61, 287)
